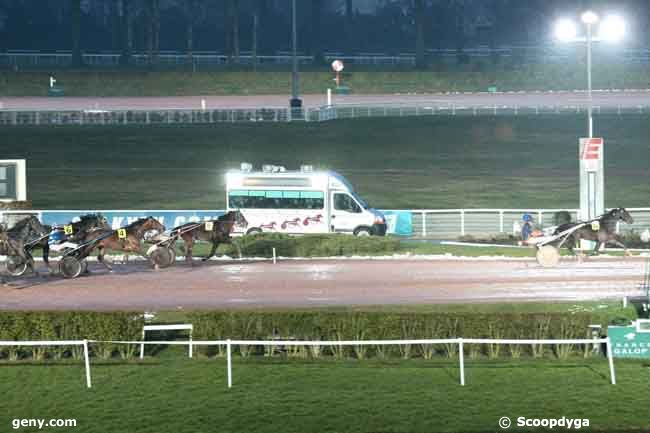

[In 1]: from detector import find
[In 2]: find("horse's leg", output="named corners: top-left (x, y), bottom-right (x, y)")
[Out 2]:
top-left (22, 249), bottom-right (39, 277)
top-left (609, 238), bottom-right (631, 256)
top-left (202, 241), bottom-right (219, 262)
top-left (97, 245), bottom-right (113, 272)
top-left (42, 242), bottom-right (54, 274)
top-left (182, 235), bottom-right (194, 266)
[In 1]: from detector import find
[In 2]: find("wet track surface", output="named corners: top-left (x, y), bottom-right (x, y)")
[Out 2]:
top-left (1, 257), bottom-right (648, 310)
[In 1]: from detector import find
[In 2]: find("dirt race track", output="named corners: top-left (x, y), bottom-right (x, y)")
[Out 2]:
top-left (1, 257), bottom-right (648, 310)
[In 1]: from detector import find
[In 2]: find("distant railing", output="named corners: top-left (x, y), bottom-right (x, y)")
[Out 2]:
top-left (3, 46), bottom-right (650, 67)
top-left (2, 104), bottom-right (650, 126)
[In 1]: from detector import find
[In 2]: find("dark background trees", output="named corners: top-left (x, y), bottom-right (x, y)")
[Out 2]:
top-left (0, 0), bottom-right (646, 57)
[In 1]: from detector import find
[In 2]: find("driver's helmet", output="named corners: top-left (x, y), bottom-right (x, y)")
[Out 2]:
top-left (522, 213), bottom-right (533, 222)
top-left (71, 216), bottom-right (81, 223)
top-left (48, 229), bottom-right (66, 245)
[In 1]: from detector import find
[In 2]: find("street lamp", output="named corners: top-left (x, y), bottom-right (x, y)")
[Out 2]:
top-left (554, 12), bottom-right (626, 222)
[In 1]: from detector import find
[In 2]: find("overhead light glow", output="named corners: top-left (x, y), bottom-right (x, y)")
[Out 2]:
top-left (581, 10), bottom-right (599, 25)
top-left (555, 18), bottom-right (578, 42)
top-left (599, 14), bottom-right (626, 42)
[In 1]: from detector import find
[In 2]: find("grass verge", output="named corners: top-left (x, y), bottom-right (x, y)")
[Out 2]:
top-left (0, 354), bottom-right (647, 433)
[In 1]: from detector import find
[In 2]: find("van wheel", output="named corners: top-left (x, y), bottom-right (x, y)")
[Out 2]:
top-left (246, 228), bottom-right (262, 236)
top-left (354, 227), bottom-right (372, 236)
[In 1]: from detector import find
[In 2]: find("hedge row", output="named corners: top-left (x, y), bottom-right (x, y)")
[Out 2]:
top-left (0, 310), bottom-right (634, 361)
top-left (188, 311), bottom-right (632, 360)
top-left (0, 312), bottom-right (143, 361)
top-left (224, 233), bottom-right (401, 258)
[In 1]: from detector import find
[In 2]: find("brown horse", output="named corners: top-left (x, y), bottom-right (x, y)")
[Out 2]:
top-left (176, 210), bottom-right (248, 265)
top-left (77, 217), bottom-right (165, 272)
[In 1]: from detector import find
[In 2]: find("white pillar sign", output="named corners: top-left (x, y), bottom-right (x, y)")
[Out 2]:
top-left (579, 137), bottom-right (604, 221)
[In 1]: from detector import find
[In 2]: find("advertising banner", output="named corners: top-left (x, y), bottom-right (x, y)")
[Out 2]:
top-left (40, 211), bottom-right (225, 230)
top-left (382, 210), bottom-right (413, 236)
top-left (607, 320), bottom-right (650, 358)
top-left (38, 209), bottom-right (413, 236)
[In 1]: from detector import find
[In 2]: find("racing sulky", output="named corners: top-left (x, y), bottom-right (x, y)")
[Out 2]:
top-left (551, 207), bottom-right (634, 256)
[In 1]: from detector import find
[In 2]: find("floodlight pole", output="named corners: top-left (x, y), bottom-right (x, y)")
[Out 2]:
top-left (586, 22), bottom-right (593, 138)
top-left (290, 0), bottom-right (302, 111)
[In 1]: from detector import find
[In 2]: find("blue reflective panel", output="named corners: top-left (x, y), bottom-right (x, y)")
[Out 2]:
top-left (300, 191), bottom-right (324, 199)
top-left (266, 190), bottom-right (283, 198)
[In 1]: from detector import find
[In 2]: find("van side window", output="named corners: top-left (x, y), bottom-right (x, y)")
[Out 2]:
top-left (229, 190), bottom-right (324, 210)
top-left (334, 193), bottom-right (361, 213)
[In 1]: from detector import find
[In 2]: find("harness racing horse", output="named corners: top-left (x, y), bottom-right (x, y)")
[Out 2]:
top-left (552, 207), bottom-right (634, 255)
top-left (77, 217), bottom-right (165, 272)
top-left (177, 210), bottom-right (248, 265)
top-left (0, 215), bottom-right (49, 277)
top-left (38, 213), bottom-right (110, 271)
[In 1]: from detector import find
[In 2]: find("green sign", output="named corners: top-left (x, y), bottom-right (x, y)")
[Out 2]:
top-left (608, 321), bottom-right (650, 358)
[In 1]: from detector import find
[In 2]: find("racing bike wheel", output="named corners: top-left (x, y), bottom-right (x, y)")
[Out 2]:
top-left (59, 256), bottom-right (83, 279)
top-left (5, 256), bottom-right (28, 277)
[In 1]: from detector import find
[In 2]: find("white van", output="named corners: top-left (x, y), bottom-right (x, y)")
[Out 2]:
top-left (226, 163), bottom-right (386, 236)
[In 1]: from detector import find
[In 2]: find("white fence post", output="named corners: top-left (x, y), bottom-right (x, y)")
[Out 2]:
top-left (458, 338), bottom-right (465, 386)
top-left (140, 328), bottom-right (145, 360)
top-left (606, 337), bottom-right (616, 385)
top-left (227, 339), bottom-right (233, 388)
top-left (83, 339), bottom-right (92, 389)
top-left (499, 211), bottom-right (504, 233)
top-left (460, 210), bottom-right (465, 236)
top-left (421, 211), bottom-right (426, 237)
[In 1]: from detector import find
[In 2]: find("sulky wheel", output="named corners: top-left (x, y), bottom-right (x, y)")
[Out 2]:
top-left (149, 246), bottom-right (175, 269)
top-left (5, 256), bottom-right (28, 277)
top-left (80, 259), bottom-right (89, 275)
top-left (59, 256), bottom-right (83, 279)
top-left (536, 245), bottom-right (561, 268)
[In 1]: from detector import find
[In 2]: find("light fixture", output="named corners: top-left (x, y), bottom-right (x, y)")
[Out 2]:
top-left (581, 10), bottom-right (599, 25)
top-left (599, 14), bottom-right (626, 42)
top-left (555, 18), bottom-right (578, 42)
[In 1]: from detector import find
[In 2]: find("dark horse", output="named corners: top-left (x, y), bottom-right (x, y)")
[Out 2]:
top-left (39, 213), bottom-right (110, 271)
top-left (552, 207), bottom-right (634, 255)
top-left (176, 210), bottom-right (248, 265)
top-left (0, 215), bottom-right (49, 277)
top-left (76, 217), bottom-right (165, 272)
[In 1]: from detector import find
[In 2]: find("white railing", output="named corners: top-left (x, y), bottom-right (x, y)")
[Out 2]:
top-left (1, 208), bottom-right (649, 239)
top-left (0, 337), bottom-right (615, 388)
top-left (0, 339), bottom-right (92, 388)
top-left (2, 104), bottom-right (649, 127)
top-left (4, 47), bottom-right (650, 67)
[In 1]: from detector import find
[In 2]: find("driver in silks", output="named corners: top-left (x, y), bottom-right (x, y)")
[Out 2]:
top-left (521, 213), bottom-right (534, 241)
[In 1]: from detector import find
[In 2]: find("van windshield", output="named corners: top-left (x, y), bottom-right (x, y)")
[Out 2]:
top-left (351, 191), bottom-right (369, 209)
